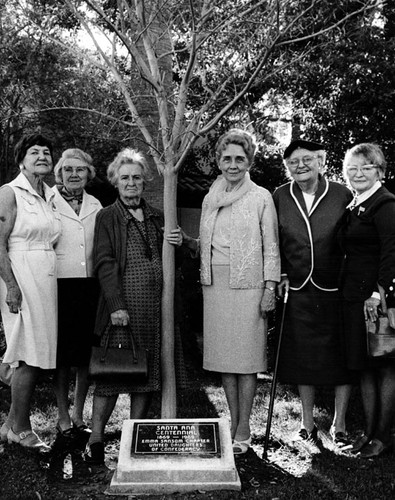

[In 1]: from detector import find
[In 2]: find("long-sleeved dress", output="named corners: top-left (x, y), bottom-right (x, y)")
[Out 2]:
top-left (92, 198), bottom-right (188, 395)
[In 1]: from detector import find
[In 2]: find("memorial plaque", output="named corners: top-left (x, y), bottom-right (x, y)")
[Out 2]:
top-left (109, 418), bottom-right (241, 495)
top-left (131, 421), bottom-right (221, 457)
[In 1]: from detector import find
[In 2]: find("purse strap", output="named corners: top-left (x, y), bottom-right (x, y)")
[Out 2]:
top-left (101, 324), bottom-right (139, 363)
top-left (378, 284), bottom-right (388, 314)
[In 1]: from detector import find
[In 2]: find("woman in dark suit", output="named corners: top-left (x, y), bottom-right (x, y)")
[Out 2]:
top-left (340, 143), bottom-right (395, 458)
top-left (273, 139), bottom-right (353, 446)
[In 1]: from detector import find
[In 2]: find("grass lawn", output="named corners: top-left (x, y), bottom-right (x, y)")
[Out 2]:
top-left (1, 363), bottom-right (394, 500)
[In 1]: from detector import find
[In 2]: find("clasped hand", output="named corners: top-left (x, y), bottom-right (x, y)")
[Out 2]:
top-left (111, 309), bottom-right (129, 326)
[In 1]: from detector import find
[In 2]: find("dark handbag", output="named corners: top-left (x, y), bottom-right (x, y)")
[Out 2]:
top-left (366, 285), bottom-right (395, 358)
top-left (88, 324), bottom-right (148, 382)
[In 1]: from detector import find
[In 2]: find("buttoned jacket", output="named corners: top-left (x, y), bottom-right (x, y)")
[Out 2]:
top-left (273, 176), bottom-right (352, 291)
top-left (339, 186), bottom-right (395, 304)
top-left (52, 186), bottom-right (102, 278)
top-left (200, 182), bottom-right (280, 288)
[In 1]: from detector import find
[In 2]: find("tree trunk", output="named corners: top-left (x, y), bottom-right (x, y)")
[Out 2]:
top-left (161, 166), bottom-right (178, 418)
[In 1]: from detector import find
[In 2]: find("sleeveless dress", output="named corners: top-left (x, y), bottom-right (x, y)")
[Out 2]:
top-left (0, 173), bottom-right (61, 369)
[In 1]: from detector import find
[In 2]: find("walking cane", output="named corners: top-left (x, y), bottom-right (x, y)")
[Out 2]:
top-left (263, 288), bottom-right (288, 459)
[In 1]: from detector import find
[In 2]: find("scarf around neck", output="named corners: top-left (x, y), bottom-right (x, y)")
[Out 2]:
top-left (204, 171), bottom-right (253, 216)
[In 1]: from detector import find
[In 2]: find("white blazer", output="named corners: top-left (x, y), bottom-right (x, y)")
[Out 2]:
top-left (52, 186), bottom-right (102, 278)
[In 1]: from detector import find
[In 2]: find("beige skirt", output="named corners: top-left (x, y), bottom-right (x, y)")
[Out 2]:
top-left (203, 265), bottom-right (267, 374)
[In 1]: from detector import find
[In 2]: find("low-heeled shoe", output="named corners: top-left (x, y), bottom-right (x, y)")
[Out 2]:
top-left (330, 426), bottom-right (351, 447)
top-left (0, 423), bottom-right (10, 442)
top-left (232, 436), bottom-right (251, 455)
top-left (84, 441), bottom-right (105, 465)
top-left (56, 424), bottom-right (76, 439)
top-left (295, 425), bottom-right (320, 444)
top-left (72, 423), bottom-right (92, 446)
top-left (7, 428), bottom-right (50, 451)
top-left (358, 438), bottom-right (391, 459)
top-left (342, 433), bottom-right (369, 453)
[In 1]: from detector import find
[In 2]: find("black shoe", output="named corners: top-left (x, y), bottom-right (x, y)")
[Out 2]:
top-left (84, 442), bottom-right (105, 465)
top-left (72, 424), bottom-right (92, 449)
top-left (52, 425), bottom-right (77, 453)
top-left (295, 425), bottom-right (319, 444)
top-left (330, 426), bottom-right (351, 447)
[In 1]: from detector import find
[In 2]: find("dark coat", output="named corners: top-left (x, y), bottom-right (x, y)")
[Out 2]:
top-left (92, 198), bottom-right (164, 337)
top-left (339, 186), bottom-right (395, 305)
top-left (273, 176), bottom-right (352, 291)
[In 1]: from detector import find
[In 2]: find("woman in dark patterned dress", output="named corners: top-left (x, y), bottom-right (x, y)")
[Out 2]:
top-left (84, 148), bottom-right (186, 465)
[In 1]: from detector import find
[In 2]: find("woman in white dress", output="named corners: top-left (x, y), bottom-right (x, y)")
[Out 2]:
top-left (0, 133), bottom-right (61, 451)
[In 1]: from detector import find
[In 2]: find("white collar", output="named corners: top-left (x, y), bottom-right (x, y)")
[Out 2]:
top-left (347, 180), bottom-right (382, 209)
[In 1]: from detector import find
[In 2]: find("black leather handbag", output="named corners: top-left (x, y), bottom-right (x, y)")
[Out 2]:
top-left (88, 325), bottom-right (148, 383)
top-left (366, 286), bottom-right (395, 359)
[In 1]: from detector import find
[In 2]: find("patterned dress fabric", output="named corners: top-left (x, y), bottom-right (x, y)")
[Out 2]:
top-left (0, 173), bottom-right (61, 369)
top-left (95, 202), bottom-right (188, 395)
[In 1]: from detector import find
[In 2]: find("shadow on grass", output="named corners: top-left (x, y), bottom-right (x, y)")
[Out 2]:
top-left (308, 445), bottom-right (395, 499)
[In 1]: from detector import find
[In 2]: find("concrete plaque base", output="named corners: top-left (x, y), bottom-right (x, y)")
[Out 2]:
top-left (107, 417), bottom-right (241, 495)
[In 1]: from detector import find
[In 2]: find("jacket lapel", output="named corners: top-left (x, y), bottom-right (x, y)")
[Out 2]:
top-left (79, 192), bottom-right (101, 220)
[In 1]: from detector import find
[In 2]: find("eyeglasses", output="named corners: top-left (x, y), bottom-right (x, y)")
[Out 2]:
top-left (345, 164), bottom-right (378, 176)
top-left (63, 166), bottom-right (88, 174)
top-left (286, 155), bottom-right (319, 168)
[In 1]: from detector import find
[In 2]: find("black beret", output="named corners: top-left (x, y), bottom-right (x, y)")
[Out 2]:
top-left (283, 139), bottom-right (325, 159)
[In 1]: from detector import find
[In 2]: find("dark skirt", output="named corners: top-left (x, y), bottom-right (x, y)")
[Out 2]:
top-left (57, 278), bottom-right (99, 367)
top-left (278, 281), bottom-right (351, 385)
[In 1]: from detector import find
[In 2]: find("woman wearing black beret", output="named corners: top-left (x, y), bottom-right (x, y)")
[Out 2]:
top-left (273, 139), bottom-right (353, 446)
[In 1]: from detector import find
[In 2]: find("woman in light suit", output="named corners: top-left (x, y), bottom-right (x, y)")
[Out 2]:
top-left (52, 148), bottom-right (102, 448)
top-left (182, 129), bottom-right (280, 454)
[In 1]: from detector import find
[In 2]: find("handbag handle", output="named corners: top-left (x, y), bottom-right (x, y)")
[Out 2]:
top-left (378, 284), bottom-right (388, 315)
top-left (101, 324), bottom-right (139, 363)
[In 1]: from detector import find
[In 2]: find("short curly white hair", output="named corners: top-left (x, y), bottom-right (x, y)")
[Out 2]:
top-left (54, 148), bottom-right (96, 184)
top-left (106, 148), bottom-right (153, 187)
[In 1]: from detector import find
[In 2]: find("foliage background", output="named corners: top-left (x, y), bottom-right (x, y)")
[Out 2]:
top-left (0, 1), bottom-right (394, 193)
